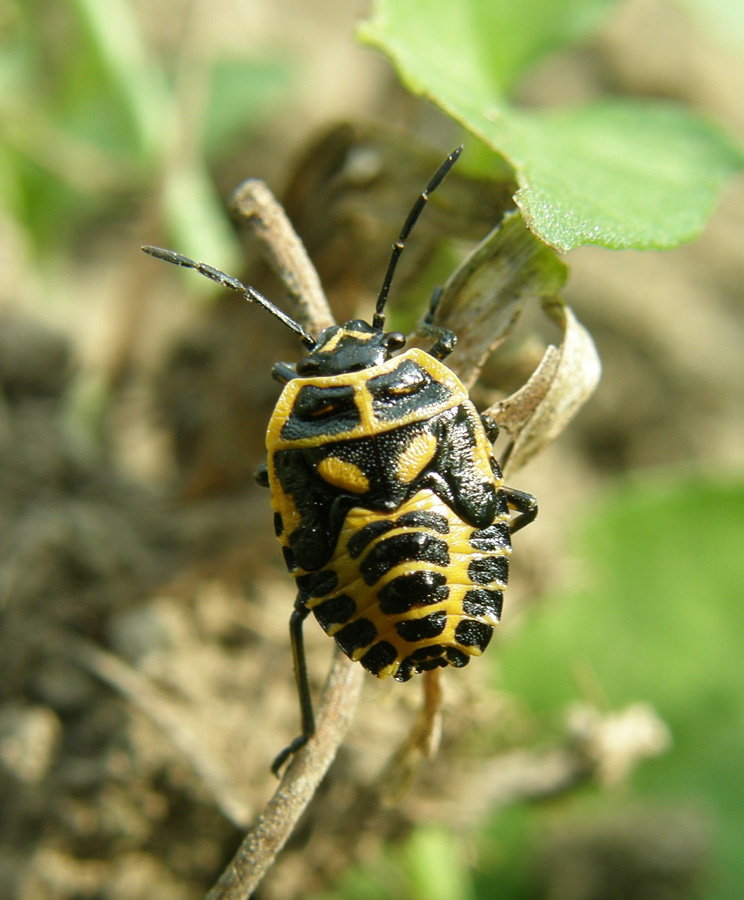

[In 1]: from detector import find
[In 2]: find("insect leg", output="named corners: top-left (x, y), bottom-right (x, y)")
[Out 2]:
top-left (254, 464), bottom-right (269, 487)
top-left (418, 322), bottom-right (457, 361)
top-left (272, 361), bottom-right (298, 384)
top-left (271, 596), bottom-right (316, 776)
top-left (502, 486), bottom-right (538, 534)
top-left (479, 413), bottom-right (500, 444)
top-left (417, 286), bottom-right (457, 360)
top-left (425, 284), bottom-right (444, 322)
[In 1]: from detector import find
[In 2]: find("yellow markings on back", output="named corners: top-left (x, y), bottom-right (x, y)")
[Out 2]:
top-left (268, 462), bottom-right (301, 543)
top-left (288, 487), bottom-right (514, 679)
top-left (352, 383), bottom-right (376, 433)
top-left (316, 455), bottom-right (370, 494)
top-left (472, 411), bottom-right (500, 485)
top-left (318, 329), bottom-right (374, 354)
top-left (266, 348), bottom-right (468, 451)
top-left (395, 431), bottom-right (438, 483)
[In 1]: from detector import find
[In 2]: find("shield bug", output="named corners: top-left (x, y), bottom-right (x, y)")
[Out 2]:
top-left (143, 146), bottom-right (537, 773)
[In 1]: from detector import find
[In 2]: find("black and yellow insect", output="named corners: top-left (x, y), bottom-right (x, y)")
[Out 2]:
top-left (143, 147), bottom-right (537, 774)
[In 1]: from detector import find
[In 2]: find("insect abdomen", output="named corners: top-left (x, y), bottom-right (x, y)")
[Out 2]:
top-left (291, 488), bottom-right (512, 682)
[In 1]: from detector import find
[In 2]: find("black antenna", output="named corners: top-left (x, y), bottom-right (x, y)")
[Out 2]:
top-left (372, 145), bottom-right (463, 331)
top-left (141, 246), bottom-right (316, 349)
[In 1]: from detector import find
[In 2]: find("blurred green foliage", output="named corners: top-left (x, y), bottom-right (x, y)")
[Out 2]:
top-left (678, 0), bottom-right (744, 52)
top-left (1, 0), bottom-right (292, 268)
top-left (496, 475), bottom-right (744, 899)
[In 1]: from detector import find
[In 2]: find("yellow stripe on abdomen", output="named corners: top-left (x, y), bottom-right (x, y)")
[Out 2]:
top-left (294, 488), bottom-right (512, 682)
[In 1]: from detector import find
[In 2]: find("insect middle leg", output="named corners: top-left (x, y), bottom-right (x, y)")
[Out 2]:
top-left (271, 595), bottom-right (316, 776)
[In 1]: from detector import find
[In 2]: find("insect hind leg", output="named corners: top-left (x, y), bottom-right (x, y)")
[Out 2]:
top-left (271, 595), bottom-right (315, 776)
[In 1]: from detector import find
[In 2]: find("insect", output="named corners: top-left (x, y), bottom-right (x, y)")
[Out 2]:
top-left (143, 146), bottom-right (537, 774)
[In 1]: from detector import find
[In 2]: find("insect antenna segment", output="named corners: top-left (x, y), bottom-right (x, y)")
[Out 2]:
top-left (141, 245), bottom-right (317, 349)
top-left (372, 144), bottom-right (463, 331)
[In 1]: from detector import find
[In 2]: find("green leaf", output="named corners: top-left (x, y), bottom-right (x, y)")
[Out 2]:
top-left (360, 0), bottom-right (615, 97)
top-left (360, 0), bottom-right (744, 251)
top-left (497, 476), bottom-right (744, 898)
top-left (404, 827), bottom-right (474, 900)
top-left (505, 101), bottom-right (744, 250)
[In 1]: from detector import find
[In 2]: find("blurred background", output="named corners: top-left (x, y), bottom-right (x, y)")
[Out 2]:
top-left (1, 1), bottom-right (743, 899)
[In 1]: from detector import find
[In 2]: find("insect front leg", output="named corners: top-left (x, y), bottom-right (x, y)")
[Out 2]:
top-left (272, 361), bottom-right (298, 384)
top-left (502, 486), bottom-right (538, 534)
top-left (271, 595), bottom-right (316, 776)
top-left (419, 286), bottom-right (457, 360)
top-left (479, 412), bottom-right (500, 444)
top-left (418, 322), bottom-right (457, 361)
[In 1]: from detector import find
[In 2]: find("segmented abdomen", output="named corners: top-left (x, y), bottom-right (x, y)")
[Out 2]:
top-left (291, 488), bottom-right (512, 681)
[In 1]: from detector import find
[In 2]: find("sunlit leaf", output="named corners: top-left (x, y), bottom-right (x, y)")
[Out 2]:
top-left (360, 0), bottom-right (744, 250)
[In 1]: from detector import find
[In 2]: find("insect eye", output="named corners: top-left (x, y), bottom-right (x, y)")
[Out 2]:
top-left (385, 332), bottom-right (406, 351)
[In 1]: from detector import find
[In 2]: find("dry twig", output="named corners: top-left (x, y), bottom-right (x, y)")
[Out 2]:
top-left (230, 180), bottom-right (335, 333)
top-left (205, 651), bottom-right (364, 900)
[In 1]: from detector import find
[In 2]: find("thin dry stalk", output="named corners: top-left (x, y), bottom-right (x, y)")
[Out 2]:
top-left (205, 651), bottom-right (363, 900)
top-left (230, 180), bottom-right (335, 334)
